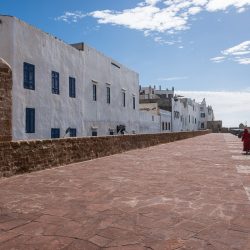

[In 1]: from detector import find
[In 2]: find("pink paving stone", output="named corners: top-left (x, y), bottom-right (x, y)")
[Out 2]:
top-left (89, 234), bottom-right (112, 247)
top-left (0, 134), bottom-right (250, 249)
top-left (0, 219), bottom-right (29, 231)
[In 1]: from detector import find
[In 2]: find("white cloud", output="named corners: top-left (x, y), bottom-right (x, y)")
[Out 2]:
top-left (158, 76), bottom-right (188, 81)
top-left (88, 0), bottom-right (250, 36)
top-left (176, 90), bottom-right (250, 127)
top-left (55, 1), bottom-right (250, 45)
top-left (222, 41), bottom-right (250, 55)
top-left (206, 0), bottom-right (250, 12)
top-left (188, 6), bottom-right (202, 15)
top-left (235, 57), bottom-right (250, 64)
top-left (211, 41), bottom-right (250, 65)
top-left (55, 11), bottom-right (86, 23)
top-left (210, 56), bottom-right (225, 63)
top-left (154, 36), bottom-right (176, 45)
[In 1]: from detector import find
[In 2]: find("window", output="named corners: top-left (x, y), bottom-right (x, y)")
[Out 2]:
top-left (69, 77), bottom-right (76, 98)
top-left (201, 123), bottom-right (204, 129)
top-left (69, 128), bottom-right (77, 137)
top-left (133, 96), bottom-right (136, 109)
top-left (195, 118), bottom-right (197, 124)
top-left (201, 113), bottom-right (205, 118)
top-left (109, 130), bottom-right (114, 135)
top-left (165, 122), bottom-right (168, 130)
top-left (122, 92), bottom-right (126, 107)
top-left (168, 122), bottom-right (171, 130)
top-left (26, 108), bottom-right (35, 133)
top-left (174, 111), bottom-right (180, 119)
top-left (93, 84), bottom-right (97, 101)
top-left (152, 115), bottom-right (154, 121)
top-left (189, 115), bottom-right (190, 123)
top-left (162, 122), bottom-right (164, 131)
top-left (107, 86), bottom-right (110, 104)
top-left (92, 130), bottom-right (97, 136)
top-left (23, 62), bottom-right (35, 90)
top-left (52, 71), bottom-right (59, 94)
top-left (51, 128), bottom-right (60, 138)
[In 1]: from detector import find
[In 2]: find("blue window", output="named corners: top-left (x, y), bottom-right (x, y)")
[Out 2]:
top-left (51, 128), bottom-right (60, 138)
top-left (69, 128), bottom-right (77, 137)
top-left (133, 96), bottom-right (135, 109)
top-left (52, 71), bottom-right (60, 94)
top-left (93, 84), bottom-right (97, 101)
top-left (23, 62), bottom-right (35, 90)
top-left (25, 108), bottom-right (35, 133)
top-left (122, 92), bottom-right (126, 107)
top-left (92, 130), bottom-right (97, 136)
top-left (69, 77), bottom-right (76, 98)
top-left (107, 86), bottom-right (110, 104)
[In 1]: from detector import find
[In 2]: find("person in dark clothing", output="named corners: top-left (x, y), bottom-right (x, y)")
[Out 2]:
top-left (242, 128), bottom-right (250, 154)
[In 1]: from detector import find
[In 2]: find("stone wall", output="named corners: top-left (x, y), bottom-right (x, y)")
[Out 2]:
top-left (0, 58), bottom-right (12, 142)
top-left (207, 120), bottom-right (222, 133)
top-left (0, 130), bottom-right (210, 178)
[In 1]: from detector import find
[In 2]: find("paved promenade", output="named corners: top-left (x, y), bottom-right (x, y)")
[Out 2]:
top-left (0, 133), bottom-right (250, 249)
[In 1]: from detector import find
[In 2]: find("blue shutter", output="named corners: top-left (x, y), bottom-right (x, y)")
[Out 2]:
top-left (52, 71), bottom-right (59, 94)
top-left (69, 128), bottom-right (77, 137)
top-left (69, 77), bottom-right (76, 98)
top-left (107, 86), bottom-right (110, 104)
top-left (51, 128), bottom-right (60, 138)
top-left (26, 108), bottom-right (35, 133)
top-left (93, 84), bottom-right (97, 101)
top-left (23, 62), bottom-right (35, 90)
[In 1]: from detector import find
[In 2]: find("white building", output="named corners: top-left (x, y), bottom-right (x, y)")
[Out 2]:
top-left (139, 86), bottom-right (174, 100)
top-left (139, 102), bottom-right (171, 133)
top-left (172, 96), bottom-right (214, 132)
top-left (172, 97), bottom-right (200, 132)
top-left (0, 15), bottom-right (140, 140)
top-left (199, 98), bottom-right (214, 129)
top-left (139, 86), bottom-right (214, 132)
top-left (139, 110), bottom-right (160, 134)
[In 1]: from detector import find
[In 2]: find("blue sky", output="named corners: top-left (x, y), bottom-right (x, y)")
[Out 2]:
top-left (1, 0), bottom-right (250, 127)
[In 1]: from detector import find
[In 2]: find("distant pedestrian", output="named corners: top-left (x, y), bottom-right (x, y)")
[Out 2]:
top-left (242, 128), bottom-right (250, 155)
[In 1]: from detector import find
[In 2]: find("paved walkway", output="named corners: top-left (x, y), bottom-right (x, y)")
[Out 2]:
top-left (0, 134), bottom-right (250, 249)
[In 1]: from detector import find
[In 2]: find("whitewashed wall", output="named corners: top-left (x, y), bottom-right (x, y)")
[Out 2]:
top-left (0, 15), bottom-right (140, 140)
top-left (139, 111), bottom-right (160, 134)
top-left (159, 109), bottom-right (171, 132)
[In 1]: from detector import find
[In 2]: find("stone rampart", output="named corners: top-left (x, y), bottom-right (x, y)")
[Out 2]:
top-left (0, 58), bottom-right (12, 142)
top-left (0, 130), bottom-right (210, 178)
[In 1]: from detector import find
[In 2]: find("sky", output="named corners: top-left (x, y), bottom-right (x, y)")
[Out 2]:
top-left (0, 0), bottom-right (250, 127)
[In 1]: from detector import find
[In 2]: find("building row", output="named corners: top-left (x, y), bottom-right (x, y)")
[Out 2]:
top-left (0, 15), bottom-right (217, 141)
top-left (139, 86), bottom-right (216, 133)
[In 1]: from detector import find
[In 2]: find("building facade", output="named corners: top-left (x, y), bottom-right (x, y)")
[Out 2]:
top-left (0, 15), bottom-right (139, 140)
top-left (139, 86), bottom-right (215, 132)
top-left (198, 98), bottom-right (215, 130)
top-left (139, 102), bottom-right (171, 133)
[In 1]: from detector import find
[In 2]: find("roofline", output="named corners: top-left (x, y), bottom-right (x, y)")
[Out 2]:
top-left (0, 14), bottom-right (139, 76)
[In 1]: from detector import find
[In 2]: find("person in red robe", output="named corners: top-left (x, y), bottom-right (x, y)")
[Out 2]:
top-left (242, 128), bottom-right (250, 154)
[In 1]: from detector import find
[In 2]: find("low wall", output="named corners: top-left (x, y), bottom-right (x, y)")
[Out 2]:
top-left (0, 130), bottom-right (210, 178)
